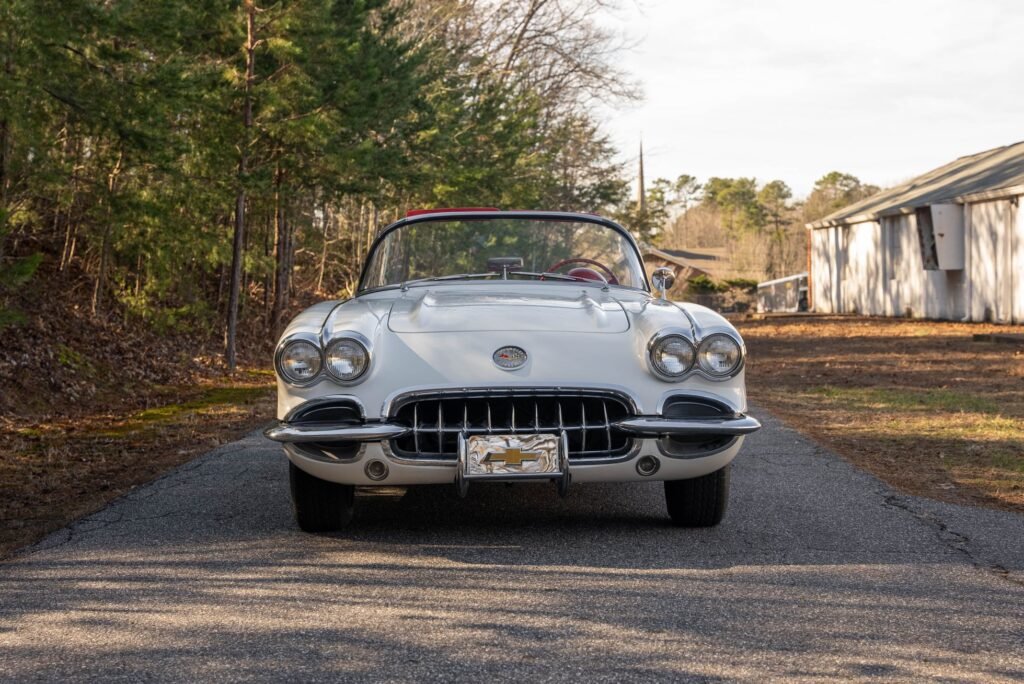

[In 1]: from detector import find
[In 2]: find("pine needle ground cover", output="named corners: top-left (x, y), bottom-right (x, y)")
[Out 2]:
top-left (739, 316), bottom-right (1024, 513)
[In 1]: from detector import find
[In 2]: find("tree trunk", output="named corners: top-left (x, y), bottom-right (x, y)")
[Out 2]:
top-left (316, 202), bottom-right (329, 293)
top-left (0, 20), bottom-right (11, 264)
top-left (225, 1), bottom-right (256, 371)
top-left (272, 163), bottom-right (289, 336)
top-left (91, 148), bottom-right (123, 317)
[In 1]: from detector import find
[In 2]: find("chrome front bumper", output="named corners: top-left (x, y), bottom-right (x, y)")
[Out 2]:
top-left (263, 413), bottom-right (761, 443)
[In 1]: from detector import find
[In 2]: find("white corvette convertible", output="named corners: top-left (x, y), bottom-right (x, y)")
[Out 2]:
top-left (266, 209), bottom-right (760, 531)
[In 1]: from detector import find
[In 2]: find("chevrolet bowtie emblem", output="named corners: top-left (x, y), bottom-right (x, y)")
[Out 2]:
top-left (482, 447), bottom-right (542, 466)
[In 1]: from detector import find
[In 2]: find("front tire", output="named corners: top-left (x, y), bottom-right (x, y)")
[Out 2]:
top-left (664, 464), bottom-right (730, 527)
top-left (289, 462), bottom-right (355, 532)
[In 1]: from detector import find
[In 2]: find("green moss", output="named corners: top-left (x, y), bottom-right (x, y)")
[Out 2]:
top-left (96, 384), bottom-right (272, 436)
top-left (56, 344), bottom-right (95, 374)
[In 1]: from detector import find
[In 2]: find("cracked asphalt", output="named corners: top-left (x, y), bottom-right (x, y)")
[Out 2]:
top-left (1, 411), bottom-right (1023, 682)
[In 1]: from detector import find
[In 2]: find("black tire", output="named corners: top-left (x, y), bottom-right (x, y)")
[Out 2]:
top-left (289, 462), bottom-right (355, 532)
top-left (664, 464), bottom-right (730, 527)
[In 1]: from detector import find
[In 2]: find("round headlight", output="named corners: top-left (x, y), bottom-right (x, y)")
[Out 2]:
top-left (697, 334), bottom-right (743, 376)
top-left (325, 338), bottom-right (369, 382)
top-left (649, 334), bottom-right (696, 378)
top-left (279, 340), bottom-right (322, 384)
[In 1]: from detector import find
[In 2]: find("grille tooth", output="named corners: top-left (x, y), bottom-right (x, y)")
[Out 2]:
top-left (413, 403), bottom-right (420, 454)
top-left (390, 390), bottom-right (633, 461)
top-left (580, 403), bottom-right (587, 453)
top-left (603, 400), bottom-right (612, 452)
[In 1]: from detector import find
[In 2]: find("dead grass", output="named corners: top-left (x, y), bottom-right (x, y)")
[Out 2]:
top-left (0, 372), bottom-right (274, 558)
top-left (738, 315), bottom-right (1024, 513)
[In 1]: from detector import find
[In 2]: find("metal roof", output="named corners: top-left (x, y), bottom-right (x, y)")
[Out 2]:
top-left (808, 140), bottom-right (1024, 229)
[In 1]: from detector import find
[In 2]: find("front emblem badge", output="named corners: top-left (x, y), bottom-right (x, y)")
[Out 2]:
top-left (493, 345), bottom-right (527, 370)
top-left (481, 447), bottom-right (541, 466)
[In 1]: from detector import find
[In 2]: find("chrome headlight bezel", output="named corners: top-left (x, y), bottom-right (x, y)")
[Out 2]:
top-left (647, 330), bottom-right (697, 381)
top-left (696, 333), bottom-right (745, 378)
top-left (274, 334), bottom-right (324, 387)
top-left (324, 334), bottom-right (371, 385)
top-left (647, 329), bottom-right (745, 382)
top-left (274, 330), bottom-right (373, 387)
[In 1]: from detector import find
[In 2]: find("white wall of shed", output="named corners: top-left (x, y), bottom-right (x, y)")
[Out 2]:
top-left (968, 199), bottom-right (1018, 323)
top-left (1015, 199), bottom-right (1024, 324)
top-left (812, 214), bottom-right (970, 320)
top-left (841, 220), bottom-right (885, 315)
top-left (812, 197), bottom-right (1023, 322)
top-left (810, 228), bottom-right (833, 313)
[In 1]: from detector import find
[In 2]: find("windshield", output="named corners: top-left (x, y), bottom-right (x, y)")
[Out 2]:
top-left (360, 217), bottom-right (647, 291)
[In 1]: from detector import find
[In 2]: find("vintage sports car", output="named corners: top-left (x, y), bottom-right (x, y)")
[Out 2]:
top-left (266, 209), bottom-right (760, 531)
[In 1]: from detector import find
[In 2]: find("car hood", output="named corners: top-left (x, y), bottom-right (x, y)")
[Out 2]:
top-left (387, 286), bottom-right (630, 334)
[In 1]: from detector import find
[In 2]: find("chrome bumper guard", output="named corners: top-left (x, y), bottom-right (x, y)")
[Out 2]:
top-left (612, 414), bottom-right (761, 437)
top-left (264, 422), bottom-right (409, 443)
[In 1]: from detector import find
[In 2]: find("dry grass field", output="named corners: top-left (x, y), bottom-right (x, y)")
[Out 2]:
top-left (738, 316), bottom-right (1024, 513)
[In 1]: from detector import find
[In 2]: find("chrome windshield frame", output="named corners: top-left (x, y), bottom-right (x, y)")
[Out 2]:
top-left (356, 210), bottom-right (652, 295)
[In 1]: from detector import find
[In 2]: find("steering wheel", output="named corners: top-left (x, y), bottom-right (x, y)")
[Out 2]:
top-left (545, 258), bottom-right (618, 285)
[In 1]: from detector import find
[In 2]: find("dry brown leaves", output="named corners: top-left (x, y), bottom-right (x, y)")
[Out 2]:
top-left (738, 315), bottom-right (1024, 512)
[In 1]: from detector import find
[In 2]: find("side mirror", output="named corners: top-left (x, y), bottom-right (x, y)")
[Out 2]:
top-left (651, 267), bottom-right (675, 300)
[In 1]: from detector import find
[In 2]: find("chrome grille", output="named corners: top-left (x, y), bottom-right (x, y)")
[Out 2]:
top-left (389, 389), bottom-right (634, 461)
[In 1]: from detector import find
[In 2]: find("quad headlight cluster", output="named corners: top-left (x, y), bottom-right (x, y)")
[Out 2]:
top-left (648, 332), bottom-right (744, 381)
top-left (276, 334), bottom-right (370, 386)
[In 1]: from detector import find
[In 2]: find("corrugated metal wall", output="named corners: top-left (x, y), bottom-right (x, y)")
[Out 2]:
top-left (810, 229), bottom-right (833, 313)
top-left (1015, 200), bottom-right (1024, 323)
top-left (810, 197), bottom-right (1022, 322)
top-left (968, 199), bottom-right (1019, 323)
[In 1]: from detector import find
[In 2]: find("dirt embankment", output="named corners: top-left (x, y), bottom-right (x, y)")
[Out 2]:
top-left (0, 278), bottom-right (277, 557)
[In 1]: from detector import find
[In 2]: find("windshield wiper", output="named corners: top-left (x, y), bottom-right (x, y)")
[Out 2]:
top-left (510, 271), bottom-right (594, 282)
top-left (399, 272), bottom-right (497, 290)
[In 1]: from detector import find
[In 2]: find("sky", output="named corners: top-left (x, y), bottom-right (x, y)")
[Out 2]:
top-left (598, 0), bottom-right (1024, 198)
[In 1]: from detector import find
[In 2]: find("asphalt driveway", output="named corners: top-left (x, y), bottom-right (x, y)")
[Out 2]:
top-left (1, 412), bottom-right (1023, 682)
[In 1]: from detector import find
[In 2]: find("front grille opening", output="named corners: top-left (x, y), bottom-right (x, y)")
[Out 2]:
top-left (290, 400), bottom-right (362, 426)
top-left (390, 391), bottom-right (633, 461)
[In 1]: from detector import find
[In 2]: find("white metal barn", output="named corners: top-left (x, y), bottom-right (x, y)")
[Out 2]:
top-left (807, 142), bottom-right (1024, 323)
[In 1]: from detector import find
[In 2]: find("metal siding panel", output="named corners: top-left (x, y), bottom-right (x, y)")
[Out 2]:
top-left (969, 200), bottom-right (1013, 322)
top-left (902, 214), bottom-right (925, 318)
top-left (1014, 200), bottom-right (1024, 323)
top-left (811, 229), bottom-right (832, 313)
